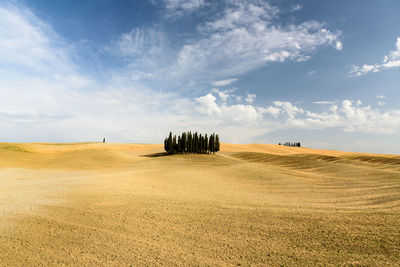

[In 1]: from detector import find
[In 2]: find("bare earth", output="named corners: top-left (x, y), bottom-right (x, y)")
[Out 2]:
top-left (0, 142), bottom-right (399, 266)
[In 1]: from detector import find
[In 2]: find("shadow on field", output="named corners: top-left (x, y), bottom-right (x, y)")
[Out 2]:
top-left (140, 152), bottom-right (170, 158)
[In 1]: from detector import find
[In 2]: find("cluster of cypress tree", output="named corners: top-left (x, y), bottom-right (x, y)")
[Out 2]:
top-left (164, 132), bottom-right (220, 154)
top-left (278, 142), bottom-right (301, 147)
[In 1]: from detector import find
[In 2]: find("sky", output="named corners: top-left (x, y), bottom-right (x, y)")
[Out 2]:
top-left (0, 0), bottom-right (399, 154)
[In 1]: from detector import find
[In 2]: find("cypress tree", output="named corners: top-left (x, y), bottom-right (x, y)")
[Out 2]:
top-left (199, 134), bottom-right (203, 153)
top-left (181, 132), bottom-right (186, 153)
top-left (205, 134), bottom-right (208, 154)
top-left (164, 132), bottom-right (220, 154)
top-left (167, 132), bottom-right (173, 153)
top-left (194, 132), bottom-right (198, 153)
top-left (209, 134), bottom-right (214, 154)
top-left (173, 135), bottom-right (177, 153)
top-left (192, 133), bottom-right (195, 154)
top-left (190, 132), bottom-right (193, 153)
top-left (215, 134), bottom-right (220, 152)
top-left (188, 132), bottom-right (192, 153)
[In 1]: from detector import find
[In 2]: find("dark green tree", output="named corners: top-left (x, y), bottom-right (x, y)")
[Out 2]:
top-left (188, 132), bottom-right (192, 153)
top-left (194, 132), bottom-right (198, 153)
top-left (215, 134), bottom-right (220, 152)
top-left (199, 134), bottom-right (203, 153)
top-left (205, 134), bottom-right (208, 154)
top-left (164, 131), bottom-right (220, 154)
top-left (177, 136), bottom-right (181, 153)
top-left (181, 132), bottom-right (186, 153)
top-left (209, 134), bottom-right (214, 154)
top-left (172, 135), bottom-right (177, 153)
top-left (167, 132), bottom-right (173, 153)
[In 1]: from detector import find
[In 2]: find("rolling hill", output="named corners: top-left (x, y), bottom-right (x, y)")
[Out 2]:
top-left (1, 143), bottom-right (399, 265)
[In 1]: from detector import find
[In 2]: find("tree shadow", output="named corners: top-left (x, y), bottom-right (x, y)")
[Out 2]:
top-left (140, 152), bottom-right (171, 158)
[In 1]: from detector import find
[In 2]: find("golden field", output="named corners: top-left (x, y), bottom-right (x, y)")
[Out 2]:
top-left (0, 142), bottom-right (399, 266)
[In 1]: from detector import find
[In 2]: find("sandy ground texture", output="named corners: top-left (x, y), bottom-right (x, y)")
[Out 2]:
top-left (0, 142), bottom-right (399, 266)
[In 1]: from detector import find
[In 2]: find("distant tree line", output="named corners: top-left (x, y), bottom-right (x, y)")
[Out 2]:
top-left (278, 142), bottom-right (301, 147)
top-left (164, 132), bottom-right (220, 154)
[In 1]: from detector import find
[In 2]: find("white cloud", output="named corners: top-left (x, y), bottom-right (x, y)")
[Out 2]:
top-left (211, 88), bottom-right (237, 102)
top-left (377, 101), bottom-right (385, 106)
top-left (295, 100), bottom-right (400, 134)
top-left (0, 3), bottom-right (90, 85)
top-left (349, 64), bottom-right (379, 76)
top-left (113, 28), bottom-right (166, 58)
top-left (218, 91), bottom-right (229, 102)
top-left (245, 93), bottom-right (256, 104)
top-left (258, 106), bottom-right (280, 118)
top-left (273, 101), bottom-right (304, 119)
top-left (329, 104), bottom-right (338, 113)
top-left (195, 93), bottom-right (262, 125)
top-left (196, 93), bottom-right (220, 115)
top-left (157, 0), bottom-right (205, 17)
top-left (170, 1), bottom-right (342, 82)
top-left (103, 1), bottom-right (342, 91)
top-left (376, 95), bottom-right (386, 106)
top-left (291, 4), bottom-right (302, 12)
top-left (212, 78), bottom-right (238, 87)
top-left (166, 0), bottom-right (204, 11)
top-left (308, 70), bottom-right (316, 75)
top-left (194, 90), bottom-right (400, 137)
top-left (350, 37), bottom-right (400, 76)
top-left (0, 2), bottom-right (190, 143)
top-left (313, 101), bottom-right (336, 105)
top-left (335, 41), bottom-right (343, 51)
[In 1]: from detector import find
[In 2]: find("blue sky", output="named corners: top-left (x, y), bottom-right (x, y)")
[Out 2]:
top-left (0, 0), bottom-right (399, 154)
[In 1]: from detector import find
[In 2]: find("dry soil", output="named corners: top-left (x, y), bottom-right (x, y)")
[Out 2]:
top-left (0, 142), bottom-right (399, 266)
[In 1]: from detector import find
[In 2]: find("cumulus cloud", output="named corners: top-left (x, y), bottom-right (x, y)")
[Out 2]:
top-left (195, 93), bottom-right (262, 126)
top-left (258, 106), bottom-right (280, 118)
top-left (218, 91), bottom-right (229, 102)
top-left (350, 37), bottom-right (400, 76)
top-left (194, 91), bottom-right (400, 136)
top-left (211, 88), bottom-right (237, 102)
top-left (335, 41), bottom-right (343, 51)
top-left (290, 100), bottom-right (400, 134)
top-left (245, 93), bottom-right (256, 104)
top-left (273, 101), bottom-right (304, 119)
